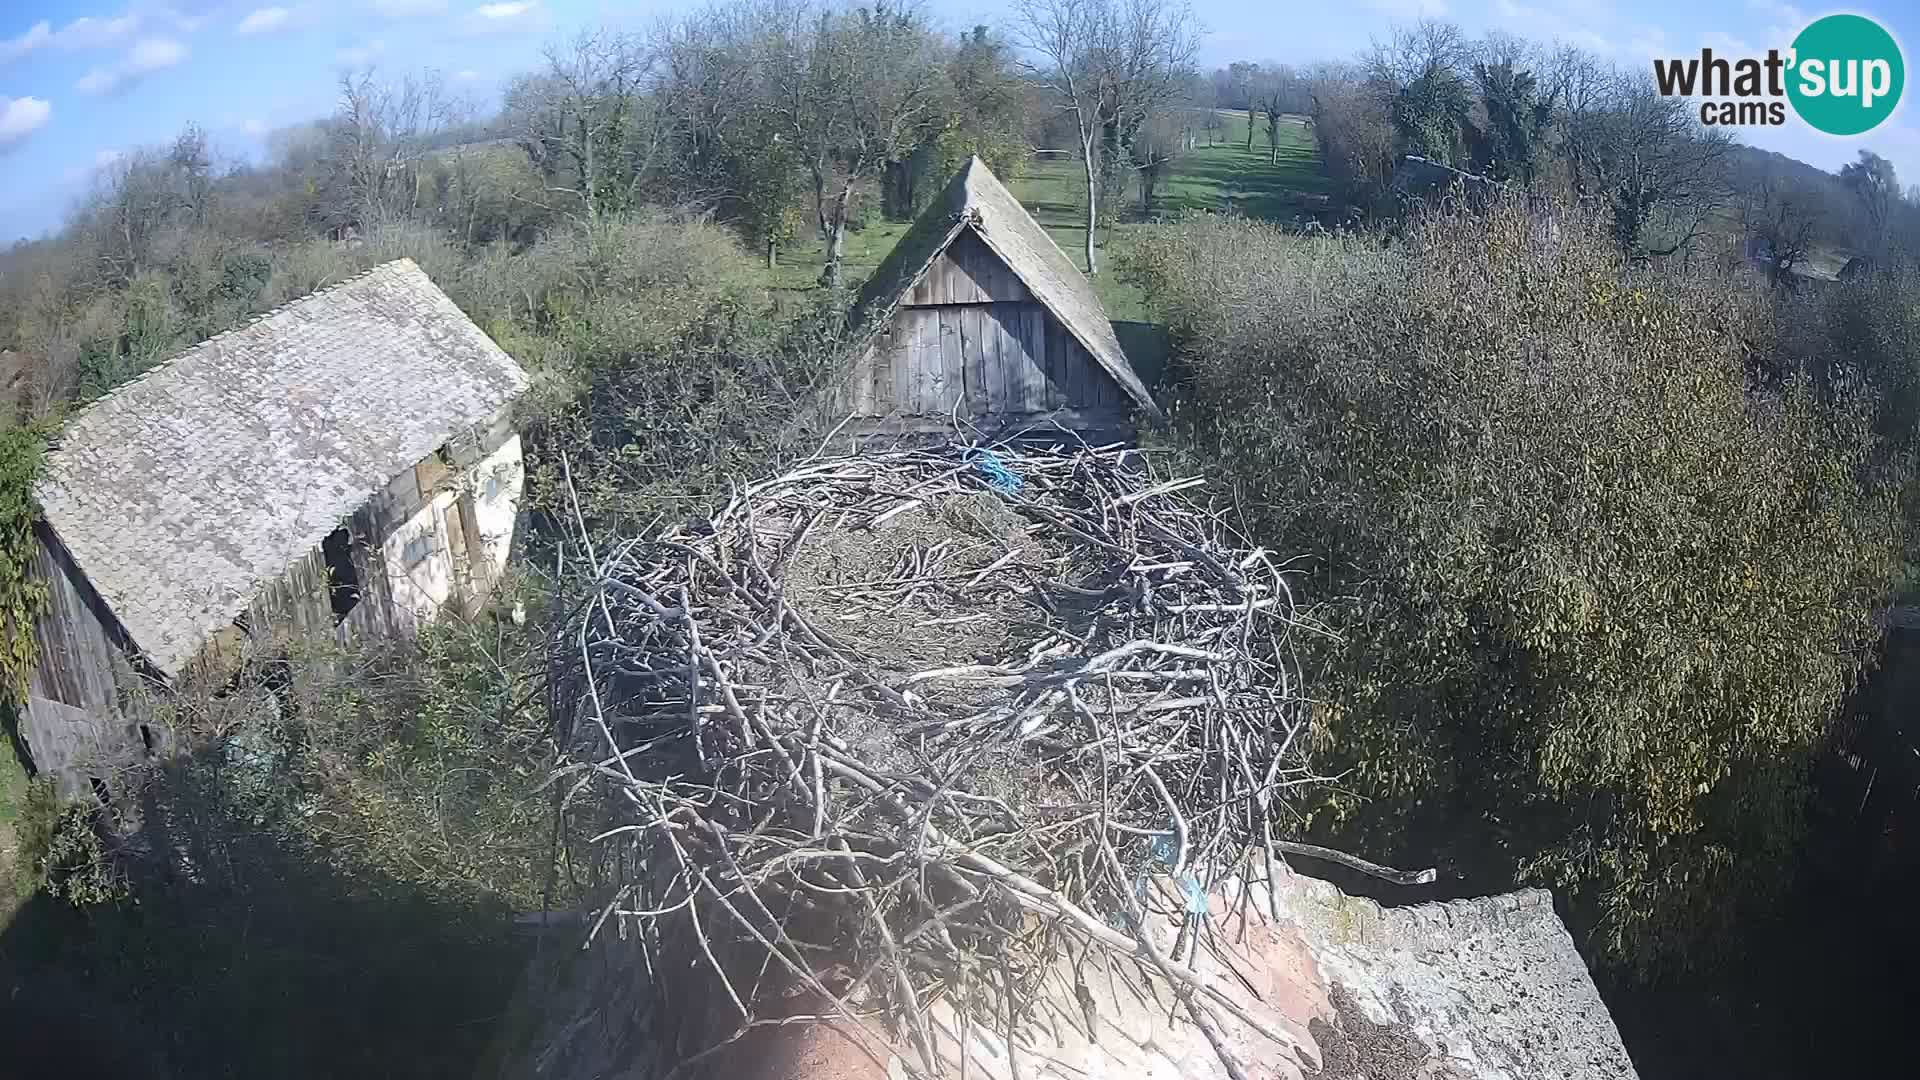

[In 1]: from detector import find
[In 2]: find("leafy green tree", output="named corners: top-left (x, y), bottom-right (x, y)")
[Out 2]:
top-left (0, 425), bottom-right (47, 706)
top-left (1129, 201), bottom-right (1901, 974)
top-left (1391, 66), bottom-right (1472, 165)
top-left (1471, 60), bottom-right (1552, 182)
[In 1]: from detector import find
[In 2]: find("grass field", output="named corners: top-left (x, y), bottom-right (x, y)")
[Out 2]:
top-left (1002, 111), bottom-right (1323, 363)
top-left (762, 217), bottom-right (913, 294)
top-left (1162, 110), bottom-right (1328, 217)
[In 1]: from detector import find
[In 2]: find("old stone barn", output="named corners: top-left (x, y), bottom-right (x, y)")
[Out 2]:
top-left (842, 157), bottom-right (1162, 437)
top-left (22, 258), bottom-right (529, 796)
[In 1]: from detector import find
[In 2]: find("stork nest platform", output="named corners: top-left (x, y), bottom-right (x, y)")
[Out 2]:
top-left (547, 442), bottom-right (1347, 1079)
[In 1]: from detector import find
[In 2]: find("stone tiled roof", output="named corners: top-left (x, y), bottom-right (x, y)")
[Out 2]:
top-left (34, 259), bottom-right (529, 678)
top-left (853, 156), bottom-right (1163, 420)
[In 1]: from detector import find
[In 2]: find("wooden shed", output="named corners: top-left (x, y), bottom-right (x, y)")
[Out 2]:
top-left (841, 157), bottom-right (1162, 436)
top-left (22, 259), bottom-right (529, 797)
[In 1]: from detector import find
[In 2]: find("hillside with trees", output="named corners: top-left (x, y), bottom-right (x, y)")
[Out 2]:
top-left (4, 4), bottom-right (1920, 1079)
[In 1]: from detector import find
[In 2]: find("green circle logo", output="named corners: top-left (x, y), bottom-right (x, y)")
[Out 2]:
top-left (1787, 14), bottom-right (1905, 136)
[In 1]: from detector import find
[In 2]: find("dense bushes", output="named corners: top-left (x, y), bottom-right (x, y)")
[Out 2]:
top-left (502, 215), bottom-right (845, 534)
top-left (1128, 202), bottom-right (1903, 973)
top-left (1786, 272), bottom-right (1920, 557)
top-left (0, 601), bottom-right (568, 1079)
top-left (151, 602), bottom-right (565, 912)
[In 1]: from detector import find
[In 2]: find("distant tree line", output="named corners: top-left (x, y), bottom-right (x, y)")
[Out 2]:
top-left (1207, 18), bottom-right (1920, 273)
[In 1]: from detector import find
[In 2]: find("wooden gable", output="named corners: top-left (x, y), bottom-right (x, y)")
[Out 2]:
top-left (906, 230), bottom-right (1035, 307)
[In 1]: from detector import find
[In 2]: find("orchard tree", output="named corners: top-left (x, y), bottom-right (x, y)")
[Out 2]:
top-left (506, 31), bottom-right (669, 222)
top-left (1014, 0), bottom-right (1200, 275)
top-left (765, 2), bottom-right (948, 287)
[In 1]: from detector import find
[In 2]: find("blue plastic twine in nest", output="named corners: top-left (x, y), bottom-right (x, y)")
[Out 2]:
top-left (965, 448), bottom-right (1025, 496)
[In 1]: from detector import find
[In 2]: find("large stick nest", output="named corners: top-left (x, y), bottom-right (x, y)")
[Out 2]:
top-left (548, 443), bottom-right (1329, 1078)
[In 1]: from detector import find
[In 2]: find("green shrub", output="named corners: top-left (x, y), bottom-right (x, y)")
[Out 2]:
top-left (0, 424), bottom-right (47, 703)
top-left (1128, 202), bottom-right (1901, 974)
top-left (13, 778), bottom-right (126, 905)
top-left (505, 214), bottom-right (840, 534)
top-left (1783, 272), bottom-right (1920, 580)
top-left (150, 589), bottom-right (566, 912)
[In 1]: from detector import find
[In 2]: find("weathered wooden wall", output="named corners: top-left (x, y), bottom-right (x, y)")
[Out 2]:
top-left (21, 531), bottom-right (149, 797)
top-left (233, 409), bottom-right (520, 650)
top-left (906, 230), bottom-right (1034, 306)
top-left (842, 230), bottom-right (1131, 434)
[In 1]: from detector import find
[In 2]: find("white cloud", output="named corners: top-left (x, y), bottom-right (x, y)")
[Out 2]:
top-left (1486, 0), bottom-right (1619, 58)
top-left (462, 0), bottom-right (543, 34)
top-left (335, 38), bottom-right (387, 66)
top-left (5, 8), bottom-right (164, 61)
top-left (75, 69), bottom-right (116, 94)
top-left (372, 0), bottom-right (448, 16)
top-left (0, 96), bottom-right (51, 152)
top-left (453, 68), bottom-right (480, 81)
top-left (129, 36), bottom-right (187, 71)
top-left (1363, 0), bottom-right (1446, 14)
top-left (239, 118), bottom-right (270, 137)
top-left (53, 13), bottom-right (142, 50)
top-left (1701, 31), bottom-right (1757, 59)
top-left (236, 7), bottom-right (292, 35)
top-left (76, 36), bottom-right (189, 95)
top-left (61, 147), bottom-right (124, 183)
top-left (0, 20), bottom-right (53, 64)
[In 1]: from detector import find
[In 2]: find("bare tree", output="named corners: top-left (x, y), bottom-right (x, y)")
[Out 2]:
top-left (1743, 171), bottom-right (1828, 288)
top-left (1247, 63), bottom-right (1305, 165)
top-left (1364, 18), bottom-right (1471, 90)
top-left (85, 127), bottom-right (215, 286)
top-left (1015, 0), bottom-right (1201, 275)
top-left (1562, 68), bottom-right (1734, 258)
top-left (505, 31), bottom-right (668, 222)
top-left (762, 2), bottom-right (947, 286)
top-left (326, 69), bottom-right (457, 227)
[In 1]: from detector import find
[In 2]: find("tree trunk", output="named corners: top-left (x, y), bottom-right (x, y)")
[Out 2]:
top-left (1246, 108), bottom-right (1255, 151)
top-left (812, 163), bottom-right (831, 241)
top-left (767, 238), bottom-right (778, 269)
top-left (1081, 139), bottom-right (1100, 276)
top-left (822, 183), bottom-right (854, 288)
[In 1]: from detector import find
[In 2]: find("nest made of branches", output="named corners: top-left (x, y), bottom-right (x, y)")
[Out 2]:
top-left (548, 442), bottom-right (1334, 1079)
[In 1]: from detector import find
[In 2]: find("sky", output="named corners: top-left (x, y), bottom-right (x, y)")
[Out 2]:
top-left (0, 0), bottom-right (1916, 241)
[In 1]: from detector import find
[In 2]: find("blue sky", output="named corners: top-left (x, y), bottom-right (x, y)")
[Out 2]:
top-left (1, 0), bottom-right (1916, 241)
